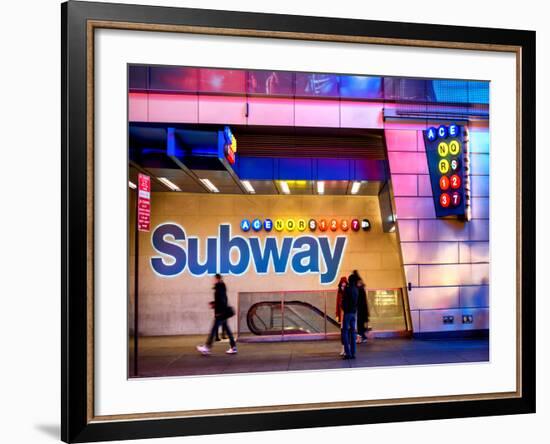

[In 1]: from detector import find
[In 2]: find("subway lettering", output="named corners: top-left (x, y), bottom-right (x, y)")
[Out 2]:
top-left (150, 223), bottom-right (347, 285)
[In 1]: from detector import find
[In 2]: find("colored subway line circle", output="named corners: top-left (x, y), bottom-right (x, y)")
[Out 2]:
top-left (239, 217), bottom-right (372, 233)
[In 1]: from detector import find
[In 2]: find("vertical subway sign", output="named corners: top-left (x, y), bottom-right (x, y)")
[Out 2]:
top-left (423, 124), bottom-right (468, 219)
top-left (137, 173), bottom-right (151, 231)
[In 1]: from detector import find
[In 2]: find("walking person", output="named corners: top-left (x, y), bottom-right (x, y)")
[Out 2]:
top-left (353, 270), bottom-right (369, 343)
top-left (341, 273), bottom-right (359, 360)
top-left (335, 276), bottom-right (348, 356)
top-left (214, 324), bottom-right (228, 342)
top-left (196, 274), bottom-right (237, 355)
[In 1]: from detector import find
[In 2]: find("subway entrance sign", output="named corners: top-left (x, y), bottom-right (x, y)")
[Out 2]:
top-left (424, 124), bottom-right (467, 218)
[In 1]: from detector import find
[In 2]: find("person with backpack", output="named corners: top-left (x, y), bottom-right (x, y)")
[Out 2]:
top-left (196, 274), bottom-right (237, 355)
top-left (341, 273), bottom-right (359, 360)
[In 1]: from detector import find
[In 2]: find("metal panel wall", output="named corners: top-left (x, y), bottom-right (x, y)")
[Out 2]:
top-left (387, 127), bottom-right (490, 334)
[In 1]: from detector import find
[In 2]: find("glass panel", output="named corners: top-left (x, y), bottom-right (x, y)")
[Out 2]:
top-left (432, 79), bottom-right (470, 104)
top-left (326, 287), bottom-right (341, 333)
top-left (238, 291), bottom-right (283, 338)
top-left (295, 72), bottom-right (339, 97)
top-left (238, 290), bottom-right (341, 339)
top-left (247, 70), bottom-right (294, 96)
top-left (383, 77), bottom-right (435, 102)
top-left (467, 80), bottom-right (490, 104)
top-left (430, 79), bottom-right (489, 105)
top-left (199, 68), bottom-right (246, 94)
top-left (133, 66), bottom-right (489, 107)
top-left (367, 289), bottom-right (406, 331)
top-left (148, 66), bottom-right (199, 92)
top-left (283, 291), bottom-right (326, 334)
top-left (339, 75), bottom-right (383, 99)
top-left (239, 289), bottom-right (408, 340)
top-left (128, 65), bottom-right (148, 90)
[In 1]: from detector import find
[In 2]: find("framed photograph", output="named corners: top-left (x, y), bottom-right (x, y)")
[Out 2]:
top-left (62, 1), bottom-right (536, 442)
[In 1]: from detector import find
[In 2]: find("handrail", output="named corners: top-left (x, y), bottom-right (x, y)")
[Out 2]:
top-left (246, 300), bottom-right (341, 336)
top-left (284, 306), bottom-right (321, 333)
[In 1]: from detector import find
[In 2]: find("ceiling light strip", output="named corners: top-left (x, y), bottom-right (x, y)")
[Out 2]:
top-left (158, 177), bottom-right (181, 191)
top-left (279, 181), bottom-right (290, 194)
top-left (350, 181), bottom-right (362, 194)
top-left (317, 181), bottom-right (325, 195)
top-left (241, 180), bottom-right (255, 194)
top-left (199, 178), bottom-right (220, 193)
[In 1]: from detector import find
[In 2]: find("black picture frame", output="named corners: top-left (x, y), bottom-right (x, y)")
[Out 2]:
top-left (61, 1), bottom-right (536, 442)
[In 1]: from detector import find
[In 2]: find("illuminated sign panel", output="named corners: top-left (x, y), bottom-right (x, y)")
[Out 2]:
top-left (240, 217), bottom-right (371, 233)
top-left (137, 173), bottom-right (151, 231)
top-left (150, 215), bottom-right (375, 284)
top-left (424, 124), bottom-right (467, 218)
top-left (223, 126), bottom-right (237, 165)
top-left (150, 223), bottom-right (347, 284)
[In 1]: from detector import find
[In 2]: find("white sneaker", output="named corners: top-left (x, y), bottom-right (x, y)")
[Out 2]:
top-left (196, 345), bottom-right (211, 355)
top-left (226, 347), bottom-right (238, 354)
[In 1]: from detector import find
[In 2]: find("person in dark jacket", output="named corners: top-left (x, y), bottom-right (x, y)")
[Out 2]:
top-left (335, 276), bottom-right (348, 356)
top-left (352, 270), bottom-right (369, 343)
top-left (197, 274), bottom-right (237, 355)
top-left (341, 273), bottom-right (359, 359)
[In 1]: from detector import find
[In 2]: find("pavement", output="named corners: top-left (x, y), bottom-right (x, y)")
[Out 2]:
top-left (132, 335), bottom-right (489, 378)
